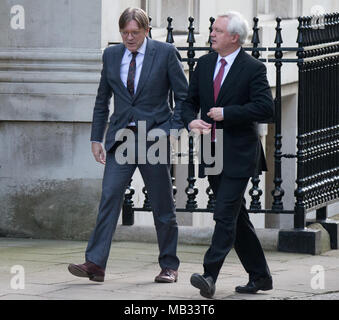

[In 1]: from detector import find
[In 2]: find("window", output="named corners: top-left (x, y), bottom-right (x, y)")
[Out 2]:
top-left (255, 0), bottom-right (302, 19)
top-left (146, 0), bottom-right (200, 33)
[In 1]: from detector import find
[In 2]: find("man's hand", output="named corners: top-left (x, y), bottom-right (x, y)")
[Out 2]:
top-left (188, 119), bottom-right (212, 135)
top-left (92, 142), bottom-right (106, 165)
top-left (207, 107), bottom-right (224, 121)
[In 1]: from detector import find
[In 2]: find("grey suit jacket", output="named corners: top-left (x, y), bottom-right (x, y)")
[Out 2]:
top-left (91, 38), bottom-right (188, 152)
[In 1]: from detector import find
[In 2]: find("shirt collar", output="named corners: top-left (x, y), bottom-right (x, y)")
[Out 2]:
top-left (217, 47), bottom-right (241, 65)
top-left (126, 37), bottom-right (147, 57)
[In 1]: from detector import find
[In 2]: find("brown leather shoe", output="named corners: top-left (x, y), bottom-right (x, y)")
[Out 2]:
top-left (154, 268), bottom-right (178, 283)
top-left (68, 261), bottom-right (105, 282)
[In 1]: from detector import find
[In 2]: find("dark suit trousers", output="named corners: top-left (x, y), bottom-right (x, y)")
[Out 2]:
top-left (85, 133), bottom-right (180, 271)
top-left (204, 173), bottom-right (271, 283)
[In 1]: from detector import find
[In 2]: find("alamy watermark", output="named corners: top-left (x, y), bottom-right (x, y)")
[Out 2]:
top-left (310, 265), bottom-right (325, 290)
top-left (113, 121), bottom-right (223, 176)
top-left (10, 5), bottom-right (25, 30)
top-left (10, 265), bottom-right (25, 290)
top-left (310, 5), bottom-right (326, 30)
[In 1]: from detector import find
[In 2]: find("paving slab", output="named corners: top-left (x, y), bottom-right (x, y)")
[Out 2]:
top-left (1, 237), bottom-right (339, 301)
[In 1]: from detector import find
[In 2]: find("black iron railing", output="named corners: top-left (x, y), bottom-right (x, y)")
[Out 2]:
top-left (108, 13), bottom-right (339, 235)
top-left (294, 15), bottom-right (339, 229)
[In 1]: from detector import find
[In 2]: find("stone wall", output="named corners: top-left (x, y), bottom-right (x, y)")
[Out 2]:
top-left (0, 0), bottom-right (104, 239)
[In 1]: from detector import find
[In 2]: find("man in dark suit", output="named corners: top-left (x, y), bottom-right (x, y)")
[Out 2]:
top-left (68, 7), bottom-right (188, 283)
top-left (182, 12), bottom-right (274, 298)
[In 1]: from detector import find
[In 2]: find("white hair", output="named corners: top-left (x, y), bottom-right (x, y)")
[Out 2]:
top-left (219, 11), bottom-right (249, 45)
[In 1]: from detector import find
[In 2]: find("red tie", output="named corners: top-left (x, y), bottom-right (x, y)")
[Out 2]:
top-left (211, 58), bottom-right (227, 141)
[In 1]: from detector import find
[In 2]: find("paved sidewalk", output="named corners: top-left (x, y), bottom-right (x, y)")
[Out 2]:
top-left (1, 237), bottom-right (339, 300)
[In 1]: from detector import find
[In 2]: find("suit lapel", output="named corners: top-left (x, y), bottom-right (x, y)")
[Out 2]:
top-left (133, 38), bottom-right (156, 102)
top-left (215, 48), bottom-right (246, 105)
top-left (207, 52), bottom-right (218, 106)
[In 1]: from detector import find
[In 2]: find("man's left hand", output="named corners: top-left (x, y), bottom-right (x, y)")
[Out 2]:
top-left (207, 107), bottom-right (224, 121)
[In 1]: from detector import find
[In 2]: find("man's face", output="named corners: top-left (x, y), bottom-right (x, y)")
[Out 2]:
top-left (210, 17), bottom-right (239, 55)
top-left (120, 20), bottom-right (149, 52)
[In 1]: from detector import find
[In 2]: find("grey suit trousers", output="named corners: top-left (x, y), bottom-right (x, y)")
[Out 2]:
top-left (85, 133), bottom-right (180, 271)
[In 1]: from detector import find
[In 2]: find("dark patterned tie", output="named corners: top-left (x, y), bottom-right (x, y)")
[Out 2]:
top-left (211, 58), bottom-right (227, 141)
top-left (127, 51), bottom-right (138, 96)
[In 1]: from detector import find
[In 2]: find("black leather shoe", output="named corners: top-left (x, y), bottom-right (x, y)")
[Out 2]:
top-left (235, 276), bottom-right (273, 294)
top-left (190, 273), bottom-right (216, 299)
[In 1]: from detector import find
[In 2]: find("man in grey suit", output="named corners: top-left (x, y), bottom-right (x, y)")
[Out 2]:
top-left (68, 7), bottom-right (188, 283)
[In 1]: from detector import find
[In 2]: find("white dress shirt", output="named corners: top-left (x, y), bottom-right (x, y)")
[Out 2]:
top-left (213, 47), bottom-right (241, 85)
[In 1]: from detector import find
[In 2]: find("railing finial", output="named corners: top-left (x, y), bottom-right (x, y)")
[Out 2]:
top-left (251, 17), bottom-right (260, 59)
top-left (208, 17), bottom-right (215, 48)
top-left (187, 16), bottom-right (195, 44)
top-left (166, 17), bottom-right (174, 43)
top-left (148, 16), bottom-right (152, 39)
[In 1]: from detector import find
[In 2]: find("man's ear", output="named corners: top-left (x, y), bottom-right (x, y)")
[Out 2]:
top-left (232, 33), bottom-right (240, 44)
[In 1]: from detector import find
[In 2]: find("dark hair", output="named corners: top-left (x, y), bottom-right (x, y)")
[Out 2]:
top-left (119, 7), bottom-right (149, 30)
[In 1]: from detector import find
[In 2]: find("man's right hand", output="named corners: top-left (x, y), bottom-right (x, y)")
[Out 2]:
top-left (92, 142), bottom-right (106, 165)
top-left (188, 120), bottom-right (212, 134)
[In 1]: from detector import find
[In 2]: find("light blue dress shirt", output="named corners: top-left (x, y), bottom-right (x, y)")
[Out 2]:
top-left (121, 38), bottom-right (147, 126)
top-left (120, 37), bottom-right (148, 95)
